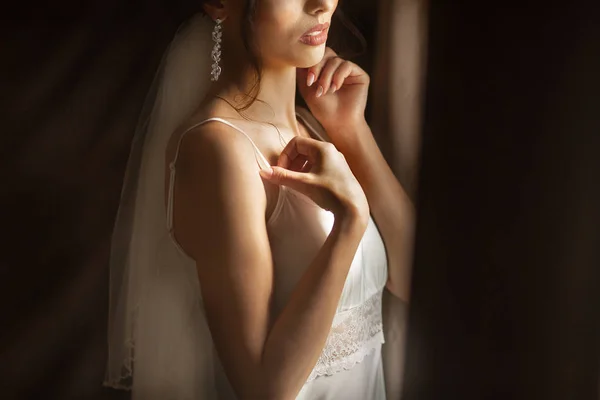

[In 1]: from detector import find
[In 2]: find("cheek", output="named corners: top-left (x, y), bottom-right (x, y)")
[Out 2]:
top-left (255, 5), bottom-right (301, 50)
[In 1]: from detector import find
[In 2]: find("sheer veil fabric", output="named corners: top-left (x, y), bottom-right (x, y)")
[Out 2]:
top-left (104, 14), bottom-right (221, 399)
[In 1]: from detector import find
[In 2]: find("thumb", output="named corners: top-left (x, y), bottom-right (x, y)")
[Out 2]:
top-left (260, 166), bottom-right (312, 189)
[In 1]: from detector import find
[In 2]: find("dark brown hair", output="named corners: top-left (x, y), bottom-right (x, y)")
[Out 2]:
top-left (200, 0), bottom-right (366, 111)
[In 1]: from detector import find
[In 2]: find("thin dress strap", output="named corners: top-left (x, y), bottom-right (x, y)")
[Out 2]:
top-left (166, 117), bottom-right (271, 236)
top-left (294, 108), bottom-right (328, 143)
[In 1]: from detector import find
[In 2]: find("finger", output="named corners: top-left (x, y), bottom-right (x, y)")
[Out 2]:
top-left (277, 149), bottom-right (293, 169)
top-left (278, 152), bottom-right (313, 173)
top-left (305, 47), bottom-right (338, 88)
top-left (297, 68), bottom-right (309, 89)
top-left (289, 153), bottom-right (311, 172)
top-left (314, 56), bottom-right (345, 97)
top-left (330, 60), bottom-right (355, 92)
top-left (296, 68), bottom-right (315, 100)
top-left (277, 136), bottom-right (324, 167)
top-left (300, 159), bottom-right (313, 173)
top-left (260, 166), bottom-right (315, 191)
top-left (277, 136), bottom-right (304, 169)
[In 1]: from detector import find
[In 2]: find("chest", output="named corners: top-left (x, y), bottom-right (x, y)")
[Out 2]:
top-left (266, 187), bottom-right (388, 316)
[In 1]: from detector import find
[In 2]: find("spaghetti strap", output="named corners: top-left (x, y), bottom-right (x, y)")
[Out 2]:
top-left (166, 117), bottom-right (272, 237)
top-left (171, 117), bottom-right (272, 171)
top-left (294, 108), bottom-right (330, 143)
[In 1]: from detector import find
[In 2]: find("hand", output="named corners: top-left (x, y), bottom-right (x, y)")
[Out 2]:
top-left (259, 136), bottom-right (369, 223)
top-left (296, 47), bottom-right (370, 133)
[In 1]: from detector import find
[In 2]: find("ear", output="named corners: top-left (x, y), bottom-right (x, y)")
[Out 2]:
top-left (202, 0), bottom-right (228, 22)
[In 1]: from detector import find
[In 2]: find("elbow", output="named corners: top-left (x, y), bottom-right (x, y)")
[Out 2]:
top-left (386, 278), bottom-right (410, 303)
top-left (238, 391), bottom-right (281, 400)
top-left (259, 380), bottom-right (304, 400)
top-left (238, 388), bottom-right (296, 400)
top-left (236, 386), bottom-right (275, 400)
top-left (235, 375), bottom-right (301, 400)
top-left (384, 245), bottom-right (414, 303)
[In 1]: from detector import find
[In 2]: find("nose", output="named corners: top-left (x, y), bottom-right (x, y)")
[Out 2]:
top-left (306, 0), bottom-right (336, 16)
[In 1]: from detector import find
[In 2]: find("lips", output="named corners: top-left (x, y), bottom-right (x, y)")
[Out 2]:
top-left (302, 22), bottom-right (330, 37)
top-left (300, 22), bottom-right (330, 46)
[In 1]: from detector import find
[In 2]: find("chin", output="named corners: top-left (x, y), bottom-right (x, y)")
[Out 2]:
top-left (296, 45), bottom-right (327, 68)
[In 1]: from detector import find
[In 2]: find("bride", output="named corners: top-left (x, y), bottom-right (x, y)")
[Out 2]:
top-left (104, 0), bottom-right (414, 398)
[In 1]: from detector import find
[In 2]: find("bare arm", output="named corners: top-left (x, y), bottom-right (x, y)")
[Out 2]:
top-left (171, 125), bottom-right (368, 399)
top-left (294, 41), bottom-right (418, 302)
top-left (324, 120), bottom-right (416, 303)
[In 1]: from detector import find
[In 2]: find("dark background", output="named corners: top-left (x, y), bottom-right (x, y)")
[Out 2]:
top-left (402, 2), bottom-right (600, 400)
top-left (2, 1), bottom-right (599, 399)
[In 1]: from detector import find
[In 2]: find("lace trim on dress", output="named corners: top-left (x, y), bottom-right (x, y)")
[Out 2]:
top-left (103, 292), bottom-right (385, 389)
top-left (307, 291), bottom-right (385, 382)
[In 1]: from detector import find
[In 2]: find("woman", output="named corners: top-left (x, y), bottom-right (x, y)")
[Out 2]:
top-left (104, 0), bottom-right (414, 398)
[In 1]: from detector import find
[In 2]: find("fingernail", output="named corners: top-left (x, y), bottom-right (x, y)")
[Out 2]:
top-left (330, 84), bottom-right (337, 94)
top-left (316, 85), bottom-right (324, 98)
top-left (307, 72), bottom-right (315, 87)
top-left (259, 167), bottom-right (273, 179)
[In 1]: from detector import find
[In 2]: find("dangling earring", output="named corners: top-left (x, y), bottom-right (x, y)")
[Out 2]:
top-left (211, 18), bottom-right (223, 81)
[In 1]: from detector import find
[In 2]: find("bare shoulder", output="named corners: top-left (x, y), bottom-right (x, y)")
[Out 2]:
top-left (171, 117), bottom-right (265, 185)
top-left (167, 117), bottom-right (269, 261)
top-left (167, 97), bottom-right (258, 170)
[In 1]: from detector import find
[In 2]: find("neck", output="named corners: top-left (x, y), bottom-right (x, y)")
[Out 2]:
top-left (207, 54), bottom-right (301, 133)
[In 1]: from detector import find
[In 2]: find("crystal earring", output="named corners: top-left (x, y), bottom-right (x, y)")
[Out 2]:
top-left (211, 18), bottom-right (223, 81)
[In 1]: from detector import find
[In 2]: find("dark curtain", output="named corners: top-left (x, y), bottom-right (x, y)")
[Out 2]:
top-left (402, 1), bottom-right (600, 399)
top-left (1, 1), bottom-right (380, 399)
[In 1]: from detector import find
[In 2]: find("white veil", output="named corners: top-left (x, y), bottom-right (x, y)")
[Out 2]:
top-left (103, 13), bottom-right (221, 399)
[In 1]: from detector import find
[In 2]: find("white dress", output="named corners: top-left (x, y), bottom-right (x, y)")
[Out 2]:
top-left (167, 109), bottom-right (389, 400)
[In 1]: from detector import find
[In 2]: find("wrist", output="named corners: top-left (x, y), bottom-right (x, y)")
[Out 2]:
top-left (323, 118), bottom-right (370, 153)
top-left (333, 201), bottom-right (370, 234)
top-left (322, 117), bottom-right (368, 137)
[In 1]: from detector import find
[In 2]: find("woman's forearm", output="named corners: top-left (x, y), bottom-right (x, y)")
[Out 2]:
top-left (327, 120), bottom-right (415, 302)
top-left (254, 213), bottom-right (366, 399)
